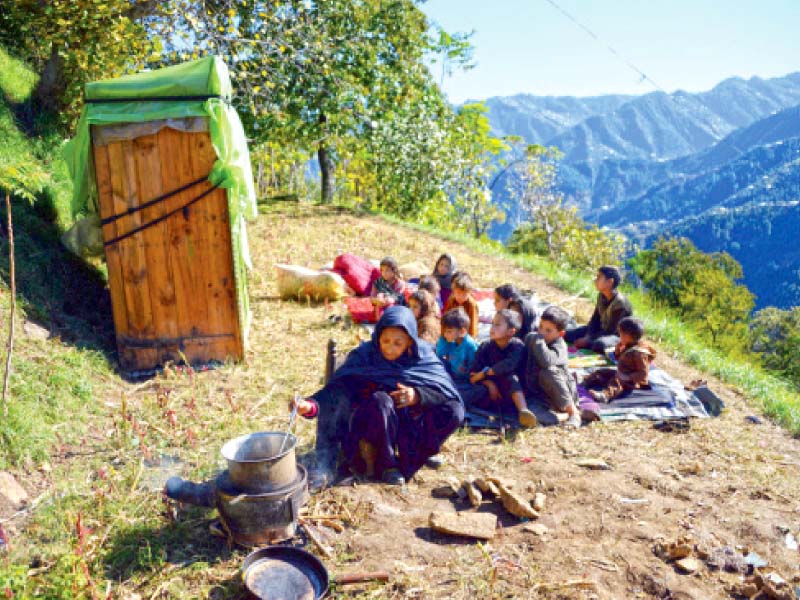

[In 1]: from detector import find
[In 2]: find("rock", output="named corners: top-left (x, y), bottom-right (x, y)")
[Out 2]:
top-left (429, 511), bottom-right (497, 540)
top-left (523, 523), bottom-right (549, 536)
top-left (373, 502), bottom-right (403, 517)
top-left (0, 472), bottom-right (28, 508)
top-left (708, 545), bottom-right (748, 573)
top-left (532, 493), bottom-right (546, 512)
top-left (739, 582), bottom-right (759, 597)
top-left (784, 533), bottom-right (798, 551)
top-left (432, 477), bottom-right (462, 498)
top-left (475, 478), bottom-right (500, 497)
top-left (668, 543), bottom-right (693, 560)
top-left (497, 484), bottom-right (539, 519)
top-left (22, 321), bottom-right (49, 340)
top-left (462, 478), bottom-right (482, 508)
top-left (576, 458), bottom-right (611, 470)
top-left (678, 461), bottom-right (703, 475)
top-left (760, 571), bottom-right (792, 600)
top-left (675, 557), bottom-right (702, 574)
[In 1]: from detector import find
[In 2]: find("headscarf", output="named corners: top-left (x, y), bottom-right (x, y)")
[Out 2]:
top-left (328, 305), bottom-right (460, 401)
top-left (432, 253), bottom-right (456, 291)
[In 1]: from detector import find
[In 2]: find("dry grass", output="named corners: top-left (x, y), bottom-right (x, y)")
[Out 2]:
top-left (3, 203), bottom-right (800, 599)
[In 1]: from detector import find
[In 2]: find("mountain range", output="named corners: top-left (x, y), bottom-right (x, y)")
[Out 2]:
top-left (481, 72), bottom-right (800, 309)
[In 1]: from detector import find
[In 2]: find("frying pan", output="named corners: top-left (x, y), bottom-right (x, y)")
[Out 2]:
top-left (242, 546), bottom-right (389, 600)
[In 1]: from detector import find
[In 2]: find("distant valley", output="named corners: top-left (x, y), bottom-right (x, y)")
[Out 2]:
top-left (481, 72), bottom-right (800, 309)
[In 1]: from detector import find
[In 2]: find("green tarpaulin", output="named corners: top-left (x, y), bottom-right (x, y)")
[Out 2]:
top-left (63, 56), bottom-right (257, 348)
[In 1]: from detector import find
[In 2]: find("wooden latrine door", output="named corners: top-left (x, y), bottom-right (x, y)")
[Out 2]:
top-left (91, 122), bottom-right (242, 372)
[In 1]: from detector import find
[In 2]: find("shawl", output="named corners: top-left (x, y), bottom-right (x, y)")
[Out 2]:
top-left (328, 305), bottom-right (460, 401)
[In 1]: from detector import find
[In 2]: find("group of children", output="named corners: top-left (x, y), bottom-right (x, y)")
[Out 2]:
top-left (370, 256), bottom-right (657, 428)
top-left (294, 257), bottom-right (659, 488)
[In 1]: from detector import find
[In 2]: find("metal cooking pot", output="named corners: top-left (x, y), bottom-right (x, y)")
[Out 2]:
top-left (221, 432), bottom-right (297, 494)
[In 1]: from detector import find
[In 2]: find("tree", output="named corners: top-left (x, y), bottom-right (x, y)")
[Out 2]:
top-left (445, 103), bottom-right (508, 237)
top-left (504, 142), bottom-right (625, 270)
top-left (750, 307), bottom-right (800, 386)
top-left (0, 0), bottom-right (163, 127)
top-left (506, 144), bottom-right (567, 256)
top-left (507, 206), bottom-right (626, 272)
top-left (153, 0), bottom-right (467, 204)
top-left (629, 237), bottom-right (755, 352)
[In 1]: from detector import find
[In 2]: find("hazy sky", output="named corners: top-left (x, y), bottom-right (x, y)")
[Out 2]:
top-left (421, 0), bottom-right (800, 102)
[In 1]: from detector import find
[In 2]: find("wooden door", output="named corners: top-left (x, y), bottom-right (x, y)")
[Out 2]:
top-left (92, 123), bottom-right (242, 372)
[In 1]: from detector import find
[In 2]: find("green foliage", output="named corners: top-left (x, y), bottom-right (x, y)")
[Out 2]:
top-left (0, 0), bottom-right (162, 127)
top-left (629, 237), bottom-right (755, 352)
top-left (505, 144), bottom-right (625, 271)
top-left (750, 307), bottom-right (800, 387)
top-left (0, 46), bottom-right (37, 104)
top-left (153, 0), bottom-right (456, 204)
top-left (507, 204), bottom-right (626, 272)
top-left (0, 161), bottom-right (49, 202)
top-left (445, 103), bottom-right (508, 236)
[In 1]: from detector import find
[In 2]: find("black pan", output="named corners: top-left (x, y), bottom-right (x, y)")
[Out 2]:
top-left (241, 547), bottom-right (390, 600)
top-left (242, 546), bottom-right (329, 600)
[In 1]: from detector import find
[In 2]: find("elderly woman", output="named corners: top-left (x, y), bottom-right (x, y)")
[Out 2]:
top-left (292, 306), bottom-right (463, 489)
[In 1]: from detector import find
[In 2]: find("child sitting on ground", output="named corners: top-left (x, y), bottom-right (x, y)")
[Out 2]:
top-left (436, 308), bottom-right (478, 389)
top-left (468, 309), bottom-right (537, 428)
top-left (495, 283), bottom-right (539, 340)
top-left (418, 275), bottom-right (443, 313)
top-left (442, 271), bottom-right (479, 338)
top-left (583, 317), bottom-right (656, 403)
top-left (408, 289), bottom-right (441, 345)
top-left (565, 265), bottom-right (633, 353)
top-left (432, 253), bottom-right (456, 305)
top-left (370, 256), bottom-right (407, 318)
top-left (524, 306), bottom-right (581, 428)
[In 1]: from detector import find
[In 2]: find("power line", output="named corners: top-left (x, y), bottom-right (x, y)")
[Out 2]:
top-left (541, 0), bottom-right (664, 93)
top-left (540, 0), bottom-right (782, 205)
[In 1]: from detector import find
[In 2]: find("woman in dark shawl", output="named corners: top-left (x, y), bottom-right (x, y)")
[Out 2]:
top-left (432, 253), bottom-right (456, 305)
top-left (292, 306), bottom-right (463, 488)
top-left (495, 284), bottom-right (540, 340)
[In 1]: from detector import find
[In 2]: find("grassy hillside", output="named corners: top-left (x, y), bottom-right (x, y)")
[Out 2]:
top-left (0, 47), bottom-right (117, 472)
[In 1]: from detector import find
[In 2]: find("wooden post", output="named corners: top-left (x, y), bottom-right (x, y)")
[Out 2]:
top-left (2, 191), bottom-right (15, 416)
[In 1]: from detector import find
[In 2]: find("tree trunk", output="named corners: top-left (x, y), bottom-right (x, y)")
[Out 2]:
top-left (2, 192), bottom-right (16, 417)
top-left (318, 145), bottom-right (335, 204)
top-left (33, 45), bottom-right (66, 116)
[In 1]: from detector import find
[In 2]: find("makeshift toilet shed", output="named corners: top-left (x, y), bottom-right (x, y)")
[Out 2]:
top-left (64, 57), bottom-right (257, 373)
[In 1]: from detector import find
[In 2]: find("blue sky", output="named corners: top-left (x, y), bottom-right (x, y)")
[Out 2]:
top-left (421, 0), bottom-right (800, 102)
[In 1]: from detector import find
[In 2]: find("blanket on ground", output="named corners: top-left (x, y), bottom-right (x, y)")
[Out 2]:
top-left (345, 289), bottom-right (495, 324)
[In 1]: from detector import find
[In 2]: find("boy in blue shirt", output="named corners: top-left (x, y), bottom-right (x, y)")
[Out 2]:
top-left (436, 308), bottom-right (478, 387)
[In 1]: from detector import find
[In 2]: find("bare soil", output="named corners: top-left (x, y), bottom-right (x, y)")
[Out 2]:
top-left (4, 204), bottom-right (800, 599)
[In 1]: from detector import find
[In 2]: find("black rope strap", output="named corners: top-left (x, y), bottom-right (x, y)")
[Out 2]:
top-left (101, 175), bottom-right (208, 226)
top-left (85, 95), bottom-right (224, 103)
top-left (103, 181), bottom-right (221, 248)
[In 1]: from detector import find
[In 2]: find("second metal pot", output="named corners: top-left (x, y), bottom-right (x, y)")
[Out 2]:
top-left (221, 431), bottom-right (298, 493)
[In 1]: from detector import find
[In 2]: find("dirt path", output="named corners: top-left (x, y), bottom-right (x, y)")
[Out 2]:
top-left (255, 205), bottom-right (800, 599)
